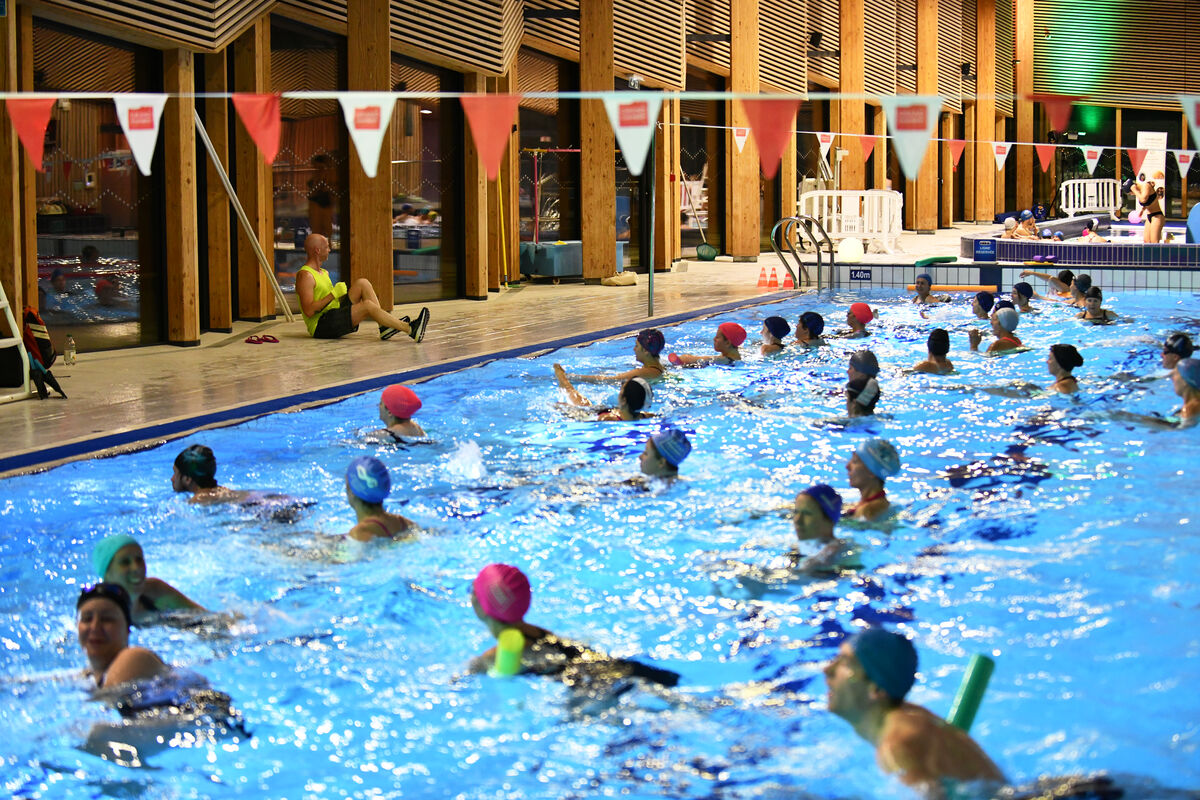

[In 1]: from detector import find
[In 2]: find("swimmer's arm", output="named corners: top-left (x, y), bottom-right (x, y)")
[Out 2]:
top-left (569, 365), bottom-right (657, 384)
top-left (553, 364), bottom-right (592, 407)
top-left (98, 647), bottom-right (169, 690)
top-left (143, 578), bottom-right (205, 612)
top-left (670, 353), bottom-right (717, 367)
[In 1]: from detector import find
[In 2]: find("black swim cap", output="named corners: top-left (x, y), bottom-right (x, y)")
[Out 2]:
top-left (927, 328), bottom-right (950, 356)
top-left (764, 316), bottom-right (791, 340)
top-left (1057, 269), bottom-right (1075, 286)
top-left (77, 582), bottom-right (133, 629)
top-left (1084, 286), bottom-right (1102, 300)
top-left (846, 376), bottom-right (880, 412)
top-left (621, 378), bottom-right (651, 412)
top-left (175, 444), bottom-right (217, 487)
top-left (799, 311), bottom-right (825, 337)
top-left (1074, 274), bottom-right (1093, 293)
top-left (1164, 333), bottom-right (1195, 358)
top-left (974, 291), bottom-right (994, 313)
top-left (1013, 282), bottom-right (1033, 299)
top-left (1051, 344), bottom-right (1084, 371)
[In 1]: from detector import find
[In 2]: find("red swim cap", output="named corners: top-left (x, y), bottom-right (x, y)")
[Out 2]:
top-left (717, 322), bottom-right (747, 348)
top-left (849, 303), bottom-right (874, 324)
top-left (382, 384), bottom-right (422, 419)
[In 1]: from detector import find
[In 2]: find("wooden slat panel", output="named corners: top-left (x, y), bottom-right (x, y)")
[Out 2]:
top-left (523, 0), bottom-right (581, 59)
top-left (389, 0), bottom-right (511, 75)
top-left (962, 0), bottom-right (976, 91)
top-left (759, 0), bottom-right (806, 93)
top-left (808, 0), bottom-right (840, 83)
top-left (516, 48), bottom-right (559, 116)
top-left (616, 0), bottom-right (685, 89)
top-left (938, 0), bottom-right (962, 112)
top-left (272, 47), bottom-right (339, 120)
top-left (995, 0), bottom-right (1014, 115)
top-left (895, 0), bottom-right (916, 92)
top-left (864, 0), bottom-right (896, 96)
top-left (33, 24), bottom-right (136, 93)
top-left (35, 0), bottom-right (273, 51)
top-left (686, 0), bottom-right (730, 71)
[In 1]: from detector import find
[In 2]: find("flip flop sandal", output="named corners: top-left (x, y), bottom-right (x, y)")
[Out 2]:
top-left (245, 335), bottom-right (263, 344)
top-left (259, 334), bottom-right (279, 343)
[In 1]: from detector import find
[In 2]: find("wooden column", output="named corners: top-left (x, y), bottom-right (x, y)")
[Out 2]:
top-left (780, 126), bottom-right (797, 221)
top-left (653, 97), bottom-right (681, 271)
top-left (913, 0), bottom-right (939, 232)
top-left (838, 0), bottom-right (865, 190)
top-left (873, 104), bottom-right (887, 190)
top-left (463, 72), bottom-right (488, 300)
top-left (963, 101), bottom-right (976, 221)
top-left (204, 52), bottom-right (233, 331)
top-left (1114, 107), bottom-right (1122, 181)
top-left (728, 0), bottom-right (760, 260)
top-left (580, 0), bottom-right (616, 280)
top-left (485, 71), bottom-right (516, 292)
top-left (973, 0), bottom-right (996, 222)
top-left (162, 49), bottom-right (200, 345)
top-left (995, 115), bottom-right (1006, 210)
top-left (347, 0), bottom-right (394, 306)
top-left (940, 114), bottom-right (955, 225)
top-left (0, 8), bottom-right (21, 320)
top-left (1015, 0), bottom-right (1033, 209)
top-left (232, 21), bottom-right (274, 320)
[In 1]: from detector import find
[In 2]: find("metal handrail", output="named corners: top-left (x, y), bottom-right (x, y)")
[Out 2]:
top-left (797, 215), bottom-right (835, 290)
top-left (770, 215), bottom-right (835, 290)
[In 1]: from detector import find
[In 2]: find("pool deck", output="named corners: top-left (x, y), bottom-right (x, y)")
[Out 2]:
top-left (0, 224), bottom-right (970, 475)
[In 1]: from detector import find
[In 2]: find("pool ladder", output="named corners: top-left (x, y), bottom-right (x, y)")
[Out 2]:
top-left (770, 216), bottom-right (835, 291)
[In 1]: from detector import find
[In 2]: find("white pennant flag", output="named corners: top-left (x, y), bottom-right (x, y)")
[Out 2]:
top-left (817, 131), bottom-right (834, 159)
top-left (339, 92), bottom-right (397, 178)
top-left (113, 94), bottom-right (168, 176)
top-left (992, 142), bottom-right (1013, 171)
top-left (602, 93), bottom-right (663, 177)
top-left (878, 95), bottom-right (942, 179)
top-left (1174, 149), bottom-right (1196, 175)
top-left (1080, 145), bottom-right (1103, 175)
top-left (1179, 95), bottom-right (1200, 155)
top-left (733, 127), bottom-right (749, 153)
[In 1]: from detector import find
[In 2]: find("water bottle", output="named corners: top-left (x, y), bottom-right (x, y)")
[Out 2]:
top-left (64, 335), bottom-right (76, 365)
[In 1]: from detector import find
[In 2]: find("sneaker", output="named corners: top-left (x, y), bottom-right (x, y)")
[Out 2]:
top-left (380, 316), bottom-right (410, 341)
top-left (409, 307), bottom-right (430, 343)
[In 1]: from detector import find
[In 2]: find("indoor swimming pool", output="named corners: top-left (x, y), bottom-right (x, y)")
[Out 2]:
top-left (1, 287), bottom-right (1198, 799)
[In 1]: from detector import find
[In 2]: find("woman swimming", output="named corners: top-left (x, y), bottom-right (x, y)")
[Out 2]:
top-left (92, 535), bottom-right (204, 625)
top-left (374, 384), bottom-right (426, 439)
top-left (344, 456), bottom-right (416, 541)
top-left (913, 328), bottom-right (953, 375)
top-left (669, 322), bottom-right (745, 366)
top-left (760, 316), bottom-right (790, 355)
top-left (1171, 359), bottom-right (1200, 426)
top-left (554, 366), bottom-right (654, 421)
top-left (969, 308), bottom-right (1022, 355)
top-left (1076, 287), bottom-right (1118, 323)
top-left (555, 328), bottom-right (666, 384)
top-left (794, 311), bottom-right (826, 347)
top-left (1047, 344), bottom-right (1083, 394)
top-left (844, 438), bottom-right (901, 522)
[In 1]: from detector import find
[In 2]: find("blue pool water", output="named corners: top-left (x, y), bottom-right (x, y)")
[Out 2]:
top-left (2, 288), bottom-right (1199, 798)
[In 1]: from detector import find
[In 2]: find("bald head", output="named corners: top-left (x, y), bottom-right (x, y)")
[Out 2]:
top-left (305, 234), bottom-right (330, 263)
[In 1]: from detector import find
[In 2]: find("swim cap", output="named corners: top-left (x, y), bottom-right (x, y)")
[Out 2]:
top-left (1019, 209), bottom-right (1033, 221)
top-left (800, 311), bottom-right (825, 337)
top-left (974, 292), bottom-right (994, 313)
top-left (1056, 269), bottom-right (1075, 286)
top-left (1013, 282), bottom-right (1033, 299)
top-left (1003, 217), bottom-right (1017, 230)
top-left (650, 428), bottom-right (692, 467)
top-left (1163, 333), bottom-right (1194, 358)
top-left (764, 316), bottom-right (791, 340)
top-left (994, 307), bottom-right (1019, 333)
top-left (77, 582), bottom-right (133, 629)
top-left (1177, 358), bottom-right (1200, 390)
top-left (1054, 230), bottom-right (1064, 238)
top-left (927, 328), bottom-right (950, 356)
top-left (915, 273), bottom-right (933, 285)
top-left (1041, 229), bottom-right (1052, 238)
top-left (1081, 228), bottom-right (1090, 236)
top-left (802, 484), bottom-right (843, 523)
top-left (92, 534), bottom-right (140, 578)
top-left (473, 563), bottom-right (531, 624)
top-left (1050, 344), bottom-right (1083, 371)
top-left (637, 328), bottom-right (665, 356)
top-left (622, 377), bottom-right (653, 411)
top-left (1084, 286), bottom-right (1102, 301)
top-left (1074, 274), bottom-right (1092, 293)
top-left (382, 384), bottom-right (422, 419)
top-left (346, 456), bottom-right (391, 504)
top-left (849, 628), bottom-right (918, 702)
top-left (174, 444), bottom-right (217, 482)
top-left (846, 376), bottom-right (880, 411)
top-left (849, 303), bottom-right (873, 324)
top-left (856, 438), bottom-right (900, 480)
top-left (994, 299), bottom-right (1016, 312)
top-left (717, 322), bottom-right (747, 348)
top-left (849, 349), bottom-right (880, 378)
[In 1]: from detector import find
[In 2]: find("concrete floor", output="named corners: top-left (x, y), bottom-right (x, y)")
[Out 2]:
top-left (0, 226), bottom-right (968, 475)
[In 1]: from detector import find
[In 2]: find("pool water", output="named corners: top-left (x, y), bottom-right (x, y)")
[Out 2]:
top-left (2, 288), bottom-right (1198, 799)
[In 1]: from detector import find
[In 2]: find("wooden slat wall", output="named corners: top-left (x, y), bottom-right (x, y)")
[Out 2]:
top-left (272, 48), bottom-right (339, 119)
top-left (759, 0), bottom-right (806, 93)
top-left (864, 0), bottom-right (897, 96)
top-left (686, 0), bottom-right (731, 72)
top-left (36, 0), bottom-right (273, 51)
top-left (962, 0), bottom-right (976, 94)
top-left (1033, 0), bottom-right (1200, 110)
top-left (808, 0), bottom-right (840, 84)
top-left (938, 0), bottom-right (962, 112)
top-left (516, 48), bottom-right (559, 116)
top-left (895, 0), bottom-right (916, 92)
top-left (523, 0), bottom-right (580, 56)
top-left (389, 0), bottom-right (516, 75)
top-left (616, 0), bottom-right (686, 89)
top-left (33, 24), bottom-right (136, 93)
top-left (995, 0), bottom-right (1014, 115)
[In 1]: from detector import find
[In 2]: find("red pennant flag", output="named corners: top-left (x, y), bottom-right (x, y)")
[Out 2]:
top-left (738, 97), bottom-right (801, 180)
top-left (231, 93), bottom-right (282, 164)
top-left (858, 134), bottom-right (877, 161)
top-left (460, 94), bottom-right (521, 181)
top-left (947, 139), bottom-right (966, 170)
top-left (1028, 94), bottom-right (1079, 132)
top-left (1128, 148), bottom-right (1148, 176)
top-left (1035, 143), bottom-right (1056, 172)
top-left (62, 159), bottom-right (73, 179)
top-left (5, 97), bottom-right (57, 172)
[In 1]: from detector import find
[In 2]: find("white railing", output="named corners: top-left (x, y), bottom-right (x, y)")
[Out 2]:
top-left (796, 190), bottom-right (904, 254)
top-left (1059, 178), bottom-right (1120, 218)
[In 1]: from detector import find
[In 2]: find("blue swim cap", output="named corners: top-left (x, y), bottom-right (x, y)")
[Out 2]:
top-left (850, 627), bottom-right (918, 702)
top-left (650, 428), bottom-right (692, 467)
top-left (802, 484), bottom-right (843, 523)
top-left (1178, 358), bottom-right (1200, 390)
top-left (92, 534), bottom-right (140, 578)
top-left (1019, 209), bottom-right (1033, 221)
top-left (974, 291), bottom-right (994, 313)
top-left (1041, 229), bottom-right (1052, 238)
top-left (915, 273), bottom-right (933, 285)
top-left (346, 456), bottom-right (391, 503)
top-left (800, 311), bottom-right (825, 337)
top-left (857, 438), bottom-right (900, 480)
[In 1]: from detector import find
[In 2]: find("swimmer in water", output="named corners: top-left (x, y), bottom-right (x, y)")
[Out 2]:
top-left (912, 273), bottom-right (950, 305)
top-left (91, 535), bottom-right (205, 625)
top-left (844, 438), bottom-right (900, 521)
top-left (760, 316), bottom-right (790, 355)
top-left (344, 456), bottom-right (416, 541)
top-left (824, 628), bottom-right (1004, 792)
top-left (912, 328), bottom-right (953, 375)
top-left (668, 322), bottom-right (744, 366)
top-left (1019, 267), bottom-right (1074, 299)
top-left (968, 308), bottom-right (1022, 355)
top-left (839, 303), bottom-right (873, 338)
top-left (791, 484), bottom-right (857, 574)
top-left (1011, 209), bottom-right (1039, 240)
top-left (846, 350), bottom-right (881, 416)
top-left (1078, 220), bottom-right (1108, 243)
top-left (374, 384), bottom-right (426, 439)
top-left (1011, 282), bottom-right (1035, 313)
top-left (555, 366), bottom-right (654, 421)
top-left (970, 291), bottom-right (994, 320)
top-left (1047, 344), bottom-right (1083, 394)
top-left (1161, 332), bottom-right (1194, 371)
top-left (556, 328), bottom-right (666, 384)
top-left (638, 427), bottom-right (692, 479)
top-left (1076, 286), bottom-right (1117, 323)
top-left (171, 444), bottom-right (310, 520)
top-left (795, 311), bottom-right (826, 347)
top-left (1172, 359), bottom-right (1200, 425)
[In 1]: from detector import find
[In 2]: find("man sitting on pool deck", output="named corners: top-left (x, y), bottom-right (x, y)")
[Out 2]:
top-left (824, 627), bottom-right (1005, 792)
top-left (845, 438), bottom-right (900, 521)
top-left (911, 273), bottom-right (949, 305)
top-left (638, 428), bottom-right (692, 479)
top-left (1161, 332), bottom-right (1194, 371)
top-left (912, 328), bottom-right (953, 375)
top-left (373, 384), bottom-right (426, 440)
top-left (669, 322), bottom-right (745, 366)
top-left (969, 308), bottom-right (1022, 355)
top-left (296, 233), bottom-right (430, 342)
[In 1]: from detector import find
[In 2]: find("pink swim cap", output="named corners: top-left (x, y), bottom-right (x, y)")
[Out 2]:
top-left (382, 384), bottom-right (422, 419)
top-left (849, 303), bottom-right (874, 324)
top-left (473, 564), bottom-right (531, 624)
top-left (717, 322), bottom-right (747, 347)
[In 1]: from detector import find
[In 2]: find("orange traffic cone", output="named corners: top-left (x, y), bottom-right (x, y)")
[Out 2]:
top-left (757, 267), bottom-right (769, 289)
top-left (767, 267), bottom-right (779, 290)
top-left (782, 270), bottom-right (795, 289)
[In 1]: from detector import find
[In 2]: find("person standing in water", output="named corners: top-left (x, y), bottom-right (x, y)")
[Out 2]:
top-left (91, 535), bottom-right (205, 624)
top-left (913, 329), bottom-right (953, 375)
top-left (1047, 344), bottom-right (1083, 394)
top-left (556, 329), bottom-right (667, 384)
top-left (344, 456), bottom-right (416, 541)
top-left (844, 438), bottom-right (900, 521)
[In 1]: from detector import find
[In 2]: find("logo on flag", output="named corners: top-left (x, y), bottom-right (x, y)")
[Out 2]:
top-left (1081, 146), bottom-right (1103, 175)
top-left (126, 107), bottom-right (155, 131)
top-left (113, 94), bottom-right (168, 176)
top-left (339, 93), bottom-right (396, 178)
top-left (602, 93), bottom-right (663, 177)
top-left (618, 101), bottom-right (649, 127)
top-left (879, 95), bottom-right (942, 180)
top-left (896, 105), bottom-right (927, 131)
top-left (353, 106), bottom-right (381, 130)
top-left (818, 131), bottom-right (834, 158)
top-left (733, 127), bottom-right (749, 153)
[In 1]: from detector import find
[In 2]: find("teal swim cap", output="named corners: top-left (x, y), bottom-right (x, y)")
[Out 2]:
top-left (92, 534), bottom-right (140, 578)
top-left (850, 627), bottom-right (918, 702)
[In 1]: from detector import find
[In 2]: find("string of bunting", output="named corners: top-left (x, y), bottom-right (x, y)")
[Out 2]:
top-left (3, 92), bottom-right (1198, 184)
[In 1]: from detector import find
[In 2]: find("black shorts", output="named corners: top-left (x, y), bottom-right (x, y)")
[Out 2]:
top-left (313, 302), bottom-right (357, 339)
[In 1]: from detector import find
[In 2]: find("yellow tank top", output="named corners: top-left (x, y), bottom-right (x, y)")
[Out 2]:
top-left (299, 265), bottom-right (340, 336)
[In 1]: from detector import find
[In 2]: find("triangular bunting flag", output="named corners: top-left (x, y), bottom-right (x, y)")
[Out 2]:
top-left (1174, 149), bottom-right (1195, 174)
top-left (817, 131), bottom-right (834, 159)
top-left (602, 93), bottom-right (663, 177)
top-left (1035, 143), bottom-right (1056, 172)
top-left (992, 141), bottom-right (1012, 171)
top-left (948, 139), bottom-right (966, 170)
top-left (1080, 145), bottom-right (1103, 175)
top-left (739, 97), bottom-right (801, 180)
top-left (4, 97), bottom-right (57, 171)
top-left (859, 135), bottom-right (877, 162)
top-left (460, 94), bottom-right (520, 181)
top-left (732, 127), bottom-right (749, 153)
top-left (231, 93), bottom-right (282, 164)
top-left (1028, 94), bottom-right (1078, 132)
top-left (1179, 95), bottom-right (1200, 154)
top-left (1127, 148), bottom-right (1148, 177)
top-left (878, 95), bottom-right (942, 179)
top-left (113, 94), bottom-right (169, 176)
top-left (338, 92), bottom-right (397, 178)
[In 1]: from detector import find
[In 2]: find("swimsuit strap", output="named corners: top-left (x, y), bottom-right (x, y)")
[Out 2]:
top-left (860, 489), bottom-right (887, 504)
top-left (363, 517), bottom-right (391, 536)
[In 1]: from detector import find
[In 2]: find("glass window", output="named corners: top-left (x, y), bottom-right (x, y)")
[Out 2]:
top-left (517, 49), bottom-right (580, 248)
top-left (679, 71), bottom-right (724, 258)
